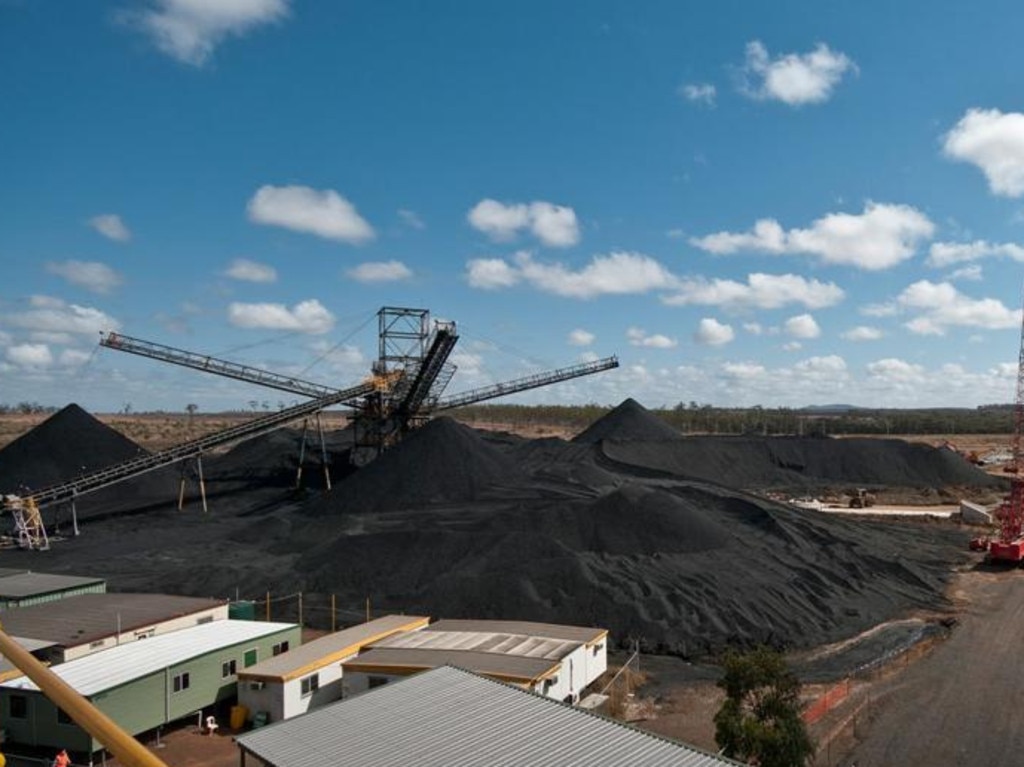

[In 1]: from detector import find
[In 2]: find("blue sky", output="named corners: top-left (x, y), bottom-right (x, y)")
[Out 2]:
top-left (4, 0), bottom-right (1024, 412)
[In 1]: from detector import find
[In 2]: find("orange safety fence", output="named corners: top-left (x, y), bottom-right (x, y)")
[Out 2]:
top-left (802, 678), bottom-right (851, 724)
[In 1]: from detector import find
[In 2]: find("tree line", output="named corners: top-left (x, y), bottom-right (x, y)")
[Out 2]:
top-left (452, 402), bottom-right (1018, 435)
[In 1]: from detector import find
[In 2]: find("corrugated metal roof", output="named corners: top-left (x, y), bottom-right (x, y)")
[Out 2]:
top-left (0, 592), bottom-right (226, 646)
top-left (237, 666), bottom-right (742, 767)
top-left (0, 619), bottom-right (296, 697)
top-left (0, 637), bottom-right (57, 681)
top-left (0, 572), bottom-right (105, 599)
top-left (238, 615), bottom-right (429, 682)
top-left (426, 619), bottom-right (606, 645)
top-left (378, 627), bottom-right (581, 660)
top-left (342, 647), bottom-right (558, 683)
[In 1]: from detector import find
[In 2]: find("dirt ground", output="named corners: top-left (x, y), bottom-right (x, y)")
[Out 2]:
top-left (624, 563), bottom-right (1024, 766)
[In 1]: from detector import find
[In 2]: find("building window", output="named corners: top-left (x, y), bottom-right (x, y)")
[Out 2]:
top-left (272, 641), bottom-right (289, 656)
top-left (172, 672), bottom-right (191, 693)
top-left (90, 640), bottom-right (105, 649)
top-left (197, 615), bottom-right (214, 625)
top-left (592, 643), bottom-right (603, 656)
top-left (368, 676), bottom-right (389, 690)
top-left (244, 648), bottom-right (258, 667)
top-left (300, 674), bottom-right (319, 696)
top-left (9, 695), bottom-right (27, 719)
top-left (249, 681), bottom-right (266, 691)
top-left (222, 659), bottom-right (237, 678)
top-left (57, 707), bottom-right (73, 725)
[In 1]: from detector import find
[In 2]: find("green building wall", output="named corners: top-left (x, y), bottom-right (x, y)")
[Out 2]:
top-left (0, 624), bottom-right (300, 756)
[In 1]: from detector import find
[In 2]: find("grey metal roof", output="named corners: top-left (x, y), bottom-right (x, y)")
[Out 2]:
top-left (0, 637), bottom-right (57, 679)
top-left (0, 572), bottom-right (105, 600)
top-left (0, 568), bottom-right (29, 579)
top-left (426, 619), bottom-right (606, 644)
top-left (238, 615), bottom-right (429, 682)
top-left (237, 665), bottom-right (741, 767)
top-left (0, 592), bottom-right (226, 646)
top-left (342, 647), bottom-right (558, 682)
top-left (379, 626), bottom-right (582, 660)
top-left (0, 619), bottom-right (297, 697)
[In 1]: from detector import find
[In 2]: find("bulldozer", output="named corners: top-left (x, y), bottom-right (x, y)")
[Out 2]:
top-left (848, 488), bottom-right (876, 509)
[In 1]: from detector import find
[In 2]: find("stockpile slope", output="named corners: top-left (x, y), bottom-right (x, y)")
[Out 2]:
top-left (304, 416), bottom-right (529, 515)
top-left (573, 397), bottom-right (681, 443)
top-left (601, 436), bottom-right (1005, 492)
top-left (206, 426), bottom-right (354, 488)
top-left (297, 477), bottom-right (966, 656)
top-left (0, 404), bottom-right (146, 493)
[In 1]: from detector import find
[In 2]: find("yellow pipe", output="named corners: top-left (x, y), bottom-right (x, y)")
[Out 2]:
top-left (0, 624), bottom-right (170, 767)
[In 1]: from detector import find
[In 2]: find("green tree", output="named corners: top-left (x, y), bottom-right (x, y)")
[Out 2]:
top-left (714, 647), bottom-right (813, 767)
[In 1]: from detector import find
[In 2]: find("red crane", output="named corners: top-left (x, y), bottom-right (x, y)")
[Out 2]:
top-left (985, 288), bottom-right (1024, 563)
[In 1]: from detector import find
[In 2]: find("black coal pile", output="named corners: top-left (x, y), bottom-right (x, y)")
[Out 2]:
top-left (206, 426), bottom-right (354, 489)
top-left (304, 417), bottom-right (529, 515)
top-left (600, 435), bottom-right (1005, 494)
top-left (5, 398), bottom-right (995, 660)
top-left (0, 404), bottom-right (146, 493)
top-left (573, 397), bottom-right (681, 443)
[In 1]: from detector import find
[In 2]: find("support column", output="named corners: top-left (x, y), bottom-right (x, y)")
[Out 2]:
top-left (295, 418), bottom-right (309, 489)
top-left (71, 491), bottom-right (80, 537)
top-left (316, 411), bottom-right (332, 490)
top-left (196, 454), bottom-right (208, 514)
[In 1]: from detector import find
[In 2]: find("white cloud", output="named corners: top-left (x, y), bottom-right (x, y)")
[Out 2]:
top-left (793, 354), bottom-right (847, 377)
top-left (743, 322), bottom-right (763, 335)
top-left (694, 318), bottom-right (735, 346)
top-left (568, 329), bottom-right (595, 346)
top-left (679, 82), bottom-right (716, 106)
top-left (46, 260), bottom-right (124, 294)
top-left (466, 257), bottom-right (522, 289)
top-left (225, 258), bottom-right (277, 283)
top-left (943, 108), bottom-right (1024, 197)
top-left (627, 327), bottom-right (678, 349)
top-left (866, 358), bottom-right (926, 384)
top-left (4, 296), bottom-right (120, 335)
top-left (59, 348), bottom-right (92, 367)
top-left (579, 350), bottom-right (600, 363)
top-left (947, 264), bottom-right (983, 282)
top-left (841, 325), bottom-right (883, 341)
top-left (741, 40), bottom-right (856, 105)
top-left (347, 261), bottom-right (413, 283)
top-left (664, 273), bottom-right (843, 310)
top-left (466, 251), bottom-right (676, 299)
top-left (897, 280), bottom-right (1020, 335)
top-left (861, 302), bottom-right (898, 318)
top-left (691, 202), bottom-right (934, 270)
top-left (88, 214), bottom-right (131, 242)
top-left (128, 0), bottom-right (290, 66)
top-left (927, 239), bottom-right (1024, 267)
top-left (227, 299), bottom-right (334, 334)
top-left (247, 185), bottom-right (374, 244)
top-left (722, 361), bottom-right (765, 378)
top-left (398, 209), bottom-right (425, 229)
top-left (784, 313), bottom-right (821, 339)
top-left (467, 199), bottom-right (580, 247)
top-left (7, 343), bottom-right (53, 368)
top-left (31, 331), bottom-right (74, 345)
top-left (782, 341), bottom-right (803, 351)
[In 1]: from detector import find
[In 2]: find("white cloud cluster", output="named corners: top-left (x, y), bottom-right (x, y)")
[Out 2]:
top-left (346, 261), bottom-right (413, 283)
top-left (6, 343), bottom-right (54, 368)
top-left (694, 318), bottom-right (735, 346)
top-left (741, 40), bottom-right (856, 105)
top-left (4, 295), bottom-right (120, 336)
top-left (691, 202), bottom-right (934, 270)
top-left (626, 327), bottom-right (677, 349)
top-left (227, 298), bottom-right (334, 334)
top-left (466, 251), bottom-right (675, 299)
top-left (397, 209), bottom-right (425, 230)
top-left (841, 325), bottom-right (883, 341)
top-left (467, 199), bottom-right (580, 247)
top-left (866, 358), bottom-right (926, 383)
top-left (783, 313), bottom-right (821, 339)
top-left (88, 214), bottom-right (132, 242)
top-left (943, 108), bottom-right (1024, 197)
top-left (248, 185), bottom-right (374, 244)
top-left (225, 258), bottom-right (277, 283)
top-left (897, 280), bottom-right (1020, 335)
top-left (664, 273), bottom-right (843, 310)
top-left (129, 0), bottom-right (290, 66)
top-left (679, 83), bottom-right (716, 106)
top-left (568, 329), bottom-right (595, 346)
top-left (928, 239), bottom-right (1024, 267)
top-left (46, 260), bottom-right (124, 294)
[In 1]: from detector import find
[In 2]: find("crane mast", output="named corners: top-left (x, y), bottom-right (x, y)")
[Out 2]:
top-left (987, 286), bottom-right (1024, 563)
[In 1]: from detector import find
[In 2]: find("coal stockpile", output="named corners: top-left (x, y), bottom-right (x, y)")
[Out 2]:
top-left (0, 404), bottom-right (147, 493)
top-left (2, 399), bottom-right (994, 659)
